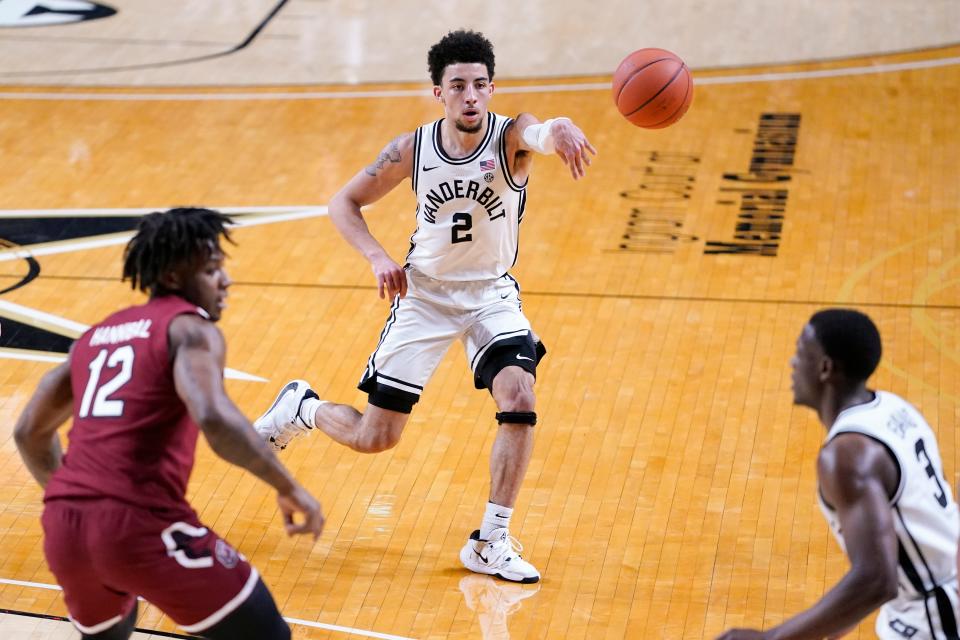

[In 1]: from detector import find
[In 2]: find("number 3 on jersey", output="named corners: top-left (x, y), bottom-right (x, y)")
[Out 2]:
top-left (915, 438), bottom-right (949, 508)
top-left (79, 346), bottom-right (135, 418)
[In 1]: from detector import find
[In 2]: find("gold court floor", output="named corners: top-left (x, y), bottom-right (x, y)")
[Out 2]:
top-left (1, 6), bottom-right (959, 639)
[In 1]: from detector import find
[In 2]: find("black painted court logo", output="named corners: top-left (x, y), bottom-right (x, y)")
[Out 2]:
top-left (0, 0), bottom-right (116, 28)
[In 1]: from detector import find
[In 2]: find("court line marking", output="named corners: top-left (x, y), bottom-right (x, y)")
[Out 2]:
top-left (0, 207), bottom-right (329, 262)
top-left (3, 206), bottom-right (956, 313)
top-left (0, 53), bottom-right (958, 101)
top-left (836, 222), bottom-right (960, 404)
top-left (0, 299), bottom-right (266, 381)
top-left (0, 0), bottom-right (290, 79)
top-left (912, 257), bottom-right (960, 368)
top-left (837, 224), bottom-right (959, 302)
top-left (0, 578), bottom-right (60, 591)
top-left (0, 207), bottom-right (329, 377)
top-left (0, 348), bottom-right (266, 382)
top-left (0, 349), bottom-right (65, 364)
top-left (0, 205), bottom-right (324, 218)
top-left (0, 578), bottom-right (416, 639)
top-left (0, 298), bottom-right (88, 334)
top-left (0, 609), bottom-right (192, 640)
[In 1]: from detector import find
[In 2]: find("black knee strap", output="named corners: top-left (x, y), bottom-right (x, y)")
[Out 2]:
top-left (496, 411), bottom-right (537, 425)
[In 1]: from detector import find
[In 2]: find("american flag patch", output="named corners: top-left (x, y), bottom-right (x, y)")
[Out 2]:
top-left (479, 158), bottom-right (496, 172)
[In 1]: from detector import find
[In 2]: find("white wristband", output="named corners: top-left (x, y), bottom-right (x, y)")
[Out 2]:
top-left (521, 117), bottom-right (570, 154)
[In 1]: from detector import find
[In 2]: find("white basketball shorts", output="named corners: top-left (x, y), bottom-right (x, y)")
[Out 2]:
top-left (876, 583), bottom-right (959, 639)
top-left (358, 267), bottom-right (537, 412)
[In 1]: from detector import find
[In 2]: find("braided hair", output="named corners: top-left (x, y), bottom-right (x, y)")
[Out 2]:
top-left (122, 207), bottom-right (234, 293)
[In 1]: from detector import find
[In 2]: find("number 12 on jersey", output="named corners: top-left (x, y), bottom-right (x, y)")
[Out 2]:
top-left (78, 346), bottom-right (135, 418)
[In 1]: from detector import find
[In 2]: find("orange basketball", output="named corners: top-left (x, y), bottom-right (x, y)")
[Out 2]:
top-left (612, 48), bottom-right (693, 129)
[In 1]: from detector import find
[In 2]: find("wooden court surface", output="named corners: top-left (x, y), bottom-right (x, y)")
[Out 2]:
top-left (1, 3), bottom-right (959, 639)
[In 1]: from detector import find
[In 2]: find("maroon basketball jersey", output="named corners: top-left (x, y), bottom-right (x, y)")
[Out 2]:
top-left (45, 295), bottom-right (208, 512)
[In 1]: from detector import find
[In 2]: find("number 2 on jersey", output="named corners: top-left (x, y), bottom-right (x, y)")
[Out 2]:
top-left (451, 212), bottom-right (473, 244)
top-left (79, 346), bottom-right (135, 418)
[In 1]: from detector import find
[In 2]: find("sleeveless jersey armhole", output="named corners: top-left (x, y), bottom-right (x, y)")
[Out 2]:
top-left (161, 306), bottom-right (207, 369)
top-left (828, 428), bottom-right (906, 506)
top-left (498, 117), bottom-right (528, 192)
top-left (412, 126), bottom-right (424, 193)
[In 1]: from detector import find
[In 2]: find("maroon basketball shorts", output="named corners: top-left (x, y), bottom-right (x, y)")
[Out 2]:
top-left (42, 498), bottom-right (257, 635)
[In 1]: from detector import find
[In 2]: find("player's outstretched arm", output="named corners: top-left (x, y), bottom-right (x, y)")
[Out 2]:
top-left (13, 360), bottom-right (72, 488)
top-left (513, 113), bottom-right (596, 180)
top-left (170, 314), bottom-right (324, 539)
top-left (715, 433), bottom-right (899, 640)
top-left (328, 132), bottom-right (414, 300)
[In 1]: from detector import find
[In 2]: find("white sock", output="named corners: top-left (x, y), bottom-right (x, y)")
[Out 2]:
top-left (300, 397), bottom-right (328, 429)
top-left (480, 502), bottom-right (513, 539)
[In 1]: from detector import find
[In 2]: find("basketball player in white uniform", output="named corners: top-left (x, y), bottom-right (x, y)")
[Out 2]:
top-left (718, 309), bottom-right (959, 640)
top-left (254, 30), bottom-right (595, 583)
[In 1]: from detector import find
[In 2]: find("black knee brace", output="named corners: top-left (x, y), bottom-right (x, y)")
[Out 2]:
top-left (495, 411), bottom-right (537, 425)
top-left (474, 334), bottom-right (546, 392)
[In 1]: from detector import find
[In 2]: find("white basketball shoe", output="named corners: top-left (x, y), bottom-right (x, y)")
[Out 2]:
top-left (254, 380), bottom-right (318, 450)
top-left (460, 528), bottom-right (540, 584)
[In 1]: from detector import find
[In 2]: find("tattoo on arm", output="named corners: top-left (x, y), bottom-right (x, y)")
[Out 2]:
top-left (365, 136), bottom-right (403, 176)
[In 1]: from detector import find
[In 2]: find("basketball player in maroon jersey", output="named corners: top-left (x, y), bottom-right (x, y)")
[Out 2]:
top-left (14, 208), bottom-right (322, 640)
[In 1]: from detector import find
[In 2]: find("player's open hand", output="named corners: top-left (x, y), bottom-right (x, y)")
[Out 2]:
top-left (278, 483), bottom-right (324, 540)
top-left (370, 253), bottom-right (407, 300)
top-left (551, 119), bottom-right (597, 180)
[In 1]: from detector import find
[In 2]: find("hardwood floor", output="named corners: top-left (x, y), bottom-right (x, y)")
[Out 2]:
top-left (1, 4), bottom-right (958, 637)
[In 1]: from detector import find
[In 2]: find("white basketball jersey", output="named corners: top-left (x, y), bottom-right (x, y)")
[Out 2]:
top-left (818, 391), bottom-right (959, 608)
top-left (406, 112), bottom-right (526, 281)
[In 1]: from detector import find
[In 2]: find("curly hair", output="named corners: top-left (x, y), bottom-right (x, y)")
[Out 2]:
top-left (122, 207), bottom-right (234, 293)
top-left (809, 308), bottom-right (882, 381)
top-left (427, 29), bottom-right (495, 86)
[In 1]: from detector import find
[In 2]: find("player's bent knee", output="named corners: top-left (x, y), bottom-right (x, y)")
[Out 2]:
top-left (356, 406), bottom-right (408, 453)
top-left (495, 411), bottom-right (537, 426)
top-left (495, 386), bottom-right (536, 412)
top-left (357, 429), bottom-right (402, 453)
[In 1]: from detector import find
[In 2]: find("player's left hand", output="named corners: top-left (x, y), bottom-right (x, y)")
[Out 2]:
top-left (277, 482), bottom-right (325, 541)
top-left (715, 629), bottom-right (768, 640)
top-left (551, 119), bottom-right (596, 180)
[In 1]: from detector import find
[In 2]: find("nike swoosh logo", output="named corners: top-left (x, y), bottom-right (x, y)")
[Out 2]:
top-left (476, 551), bottom-right (489, 563)
top-left (495, 513), bottom-right (511, 518)
top-left (500, 293), bottom-right (509, 299)
top-left (516, 355), bottom-right (533, 361)
top-left (264, 381), bottom-right (299, 415)
top-left (422, 165), bottom-right (439, 172)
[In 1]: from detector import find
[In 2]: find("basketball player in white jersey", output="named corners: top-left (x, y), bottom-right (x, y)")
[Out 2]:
top-left (718, 309), bottom-right (959, 640)
top-left (254, 30), bottom-right (595, 583)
